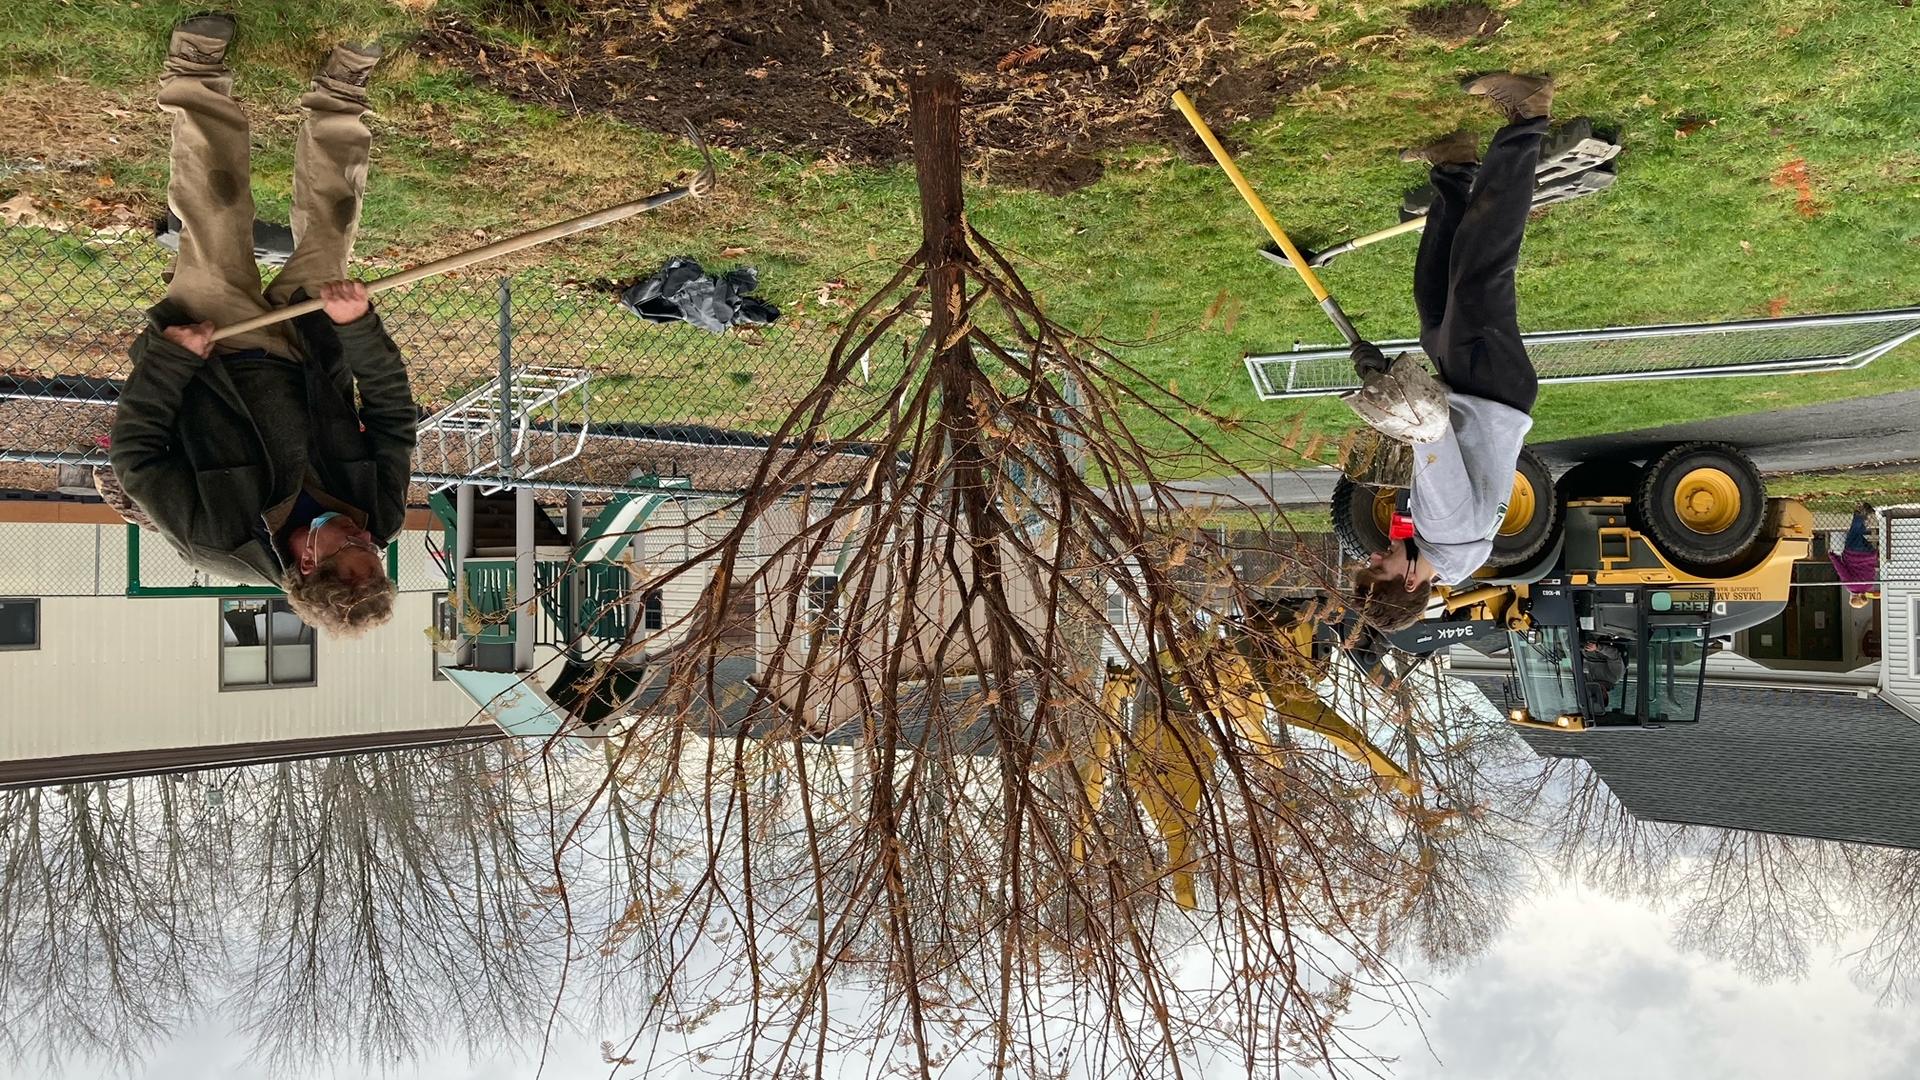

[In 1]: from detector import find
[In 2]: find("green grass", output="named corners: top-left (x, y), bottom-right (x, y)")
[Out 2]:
top-left (5, 0), bottom-right (1917, 474)
top-left (1770, 467), bottom-right (1920, 510)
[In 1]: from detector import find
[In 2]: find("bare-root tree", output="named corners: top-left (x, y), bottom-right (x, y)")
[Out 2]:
top-left (557, 73), bottom-right (1517, 1078)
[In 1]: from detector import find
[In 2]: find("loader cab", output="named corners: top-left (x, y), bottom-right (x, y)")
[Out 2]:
top-left (1504, 582), bottom-right (1711, 731)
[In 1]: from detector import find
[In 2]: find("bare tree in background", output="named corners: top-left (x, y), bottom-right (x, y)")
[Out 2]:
top-left (1667, 829), bottom-right (1858, 984)
top-left (1527, 756), bottom-right (1686, 898)
top-left (0, 779), bottom-right (221, 1068)
top-left (1378, 668), bottom-right (1536, 972)
top-left (1849, 848), bottom-right (1920, 1002)
top-left (224, 744), bottom-right (568, 1067)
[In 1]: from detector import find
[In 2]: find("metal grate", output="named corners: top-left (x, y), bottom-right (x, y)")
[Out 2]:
top-left (1246, 308), bottom-right (1920, 399)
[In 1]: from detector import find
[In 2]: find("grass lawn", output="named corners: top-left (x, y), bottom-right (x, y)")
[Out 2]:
top-left (3, 0), bottom-right (1916, 476)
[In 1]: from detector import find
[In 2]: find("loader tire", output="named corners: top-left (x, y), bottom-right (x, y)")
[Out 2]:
top-left (1332, 475), bottom-right (1395, 562)
top-left (1485, 447), bottom-right (1560, 569)
top-left (1635, 441), bottom-right (1766, 569)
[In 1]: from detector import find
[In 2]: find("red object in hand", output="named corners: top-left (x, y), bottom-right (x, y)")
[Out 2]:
top-left (1389, 512), bottom-right (1417, 541)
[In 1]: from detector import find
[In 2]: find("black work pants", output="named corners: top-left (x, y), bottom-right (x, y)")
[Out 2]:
top-left (1414, 116), bottom-right (1548, 415)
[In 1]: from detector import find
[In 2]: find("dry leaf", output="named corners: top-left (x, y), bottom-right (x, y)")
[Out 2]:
top-left (1281, 413), bottom-right (1306, 452)
top-left (720, 245), bottom-right (750, 257)
top-left (0, 193), bottom-right (46, 227)
top-left (1279, 0), bottom-right (1320, 20)
top-left (1201, 288), bottom-right (1229, 328)
top-left (997, 44), bottom-right (1048, 72)
top-left (820, 30), bottom-right (834, 56)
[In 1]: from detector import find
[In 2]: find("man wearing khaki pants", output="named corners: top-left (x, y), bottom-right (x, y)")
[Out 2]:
top-left (112, 13), bottom-right (416, 637)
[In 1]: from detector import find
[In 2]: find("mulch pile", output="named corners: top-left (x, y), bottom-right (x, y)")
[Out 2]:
top-left (419, 0), bottom-right (1332, 192)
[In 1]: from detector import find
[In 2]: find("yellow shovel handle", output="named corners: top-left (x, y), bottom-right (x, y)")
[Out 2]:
top-left (1173, 91), bottom-right (1361, 344)
top-left (1172, 90), bottom-right (1331, 302)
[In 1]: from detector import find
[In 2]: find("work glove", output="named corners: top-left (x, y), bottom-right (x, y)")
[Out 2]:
top-left (1350, 340), bottom-right (1392, 378)
top-left (1343, 354), bottom-right (1451, 445)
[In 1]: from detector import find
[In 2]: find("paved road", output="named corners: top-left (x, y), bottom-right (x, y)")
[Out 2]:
top-left (1530, 388), bottom-right (1920, 473)
top-left (1147, 389), bottom-right (1920, 509)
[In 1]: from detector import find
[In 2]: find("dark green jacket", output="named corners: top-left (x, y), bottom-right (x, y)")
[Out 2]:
top-left (110, 299), bottom-right (417, 586)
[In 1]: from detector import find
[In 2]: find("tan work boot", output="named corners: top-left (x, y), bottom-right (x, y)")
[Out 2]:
top-left (320, 42), bottom-right (383, 90)
top-left (1399, 129), bottom-right (1480, 167)
top-left (167, 12), bottom-right (237, 70)
top-left (1464, 72), bottom-right (1555, 121)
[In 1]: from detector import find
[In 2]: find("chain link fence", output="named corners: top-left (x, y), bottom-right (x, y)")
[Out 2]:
top-left (0, 519), bottom-right (453, 596)
top-left (1245, 307), bottom-right (1920, 399)
top-left (0, 224), bottom-right (890, 498)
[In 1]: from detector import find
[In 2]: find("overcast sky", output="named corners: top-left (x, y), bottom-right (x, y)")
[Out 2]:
top-left (59, 865), bottom-right (1920, 1080)
top-left (1359, 879), bottom-right (1920, 1080)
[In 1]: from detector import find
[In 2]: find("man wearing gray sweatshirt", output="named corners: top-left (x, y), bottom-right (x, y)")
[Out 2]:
top-left (1350, 71), bottom-right (1554, 630)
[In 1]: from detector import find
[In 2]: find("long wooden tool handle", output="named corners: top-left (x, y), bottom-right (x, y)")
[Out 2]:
top-left (1172, 90), bottom-right (1361, 345)
top-left (211, 186), bottom-right (696, 341)
top-left (1309, 216), bottom-right (1429, 268)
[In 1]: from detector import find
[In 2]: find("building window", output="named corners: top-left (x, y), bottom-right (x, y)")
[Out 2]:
top-left (642, 589), bottom-right (664, 631)
top-left (220, 598), bottom-right (316, 689)
top-left (1911, 596), bottom-right (1919, 679)
top-left (1106, 589), bottom-right (1129, 626)
top-left (431, 591), bottom-right (459, 681)
top-left (0, 598), bottom-right (38, 651)
top-left (805, 572), bottom-right (841, 637)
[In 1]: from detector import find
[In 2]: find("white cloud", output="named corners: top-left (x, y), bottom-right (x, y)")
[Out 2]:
top-left (1363, 881), bottom-right (1920, 1080)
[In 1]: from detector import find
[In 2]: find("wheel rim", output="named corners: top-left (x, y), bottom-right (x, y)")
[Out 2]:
top-left (1497, 472), bottom-right (1538, 537)
top-left (1370, 489), bottom-right (1396, 540)
top-left (1673, 467), bottom-right (1742, 534)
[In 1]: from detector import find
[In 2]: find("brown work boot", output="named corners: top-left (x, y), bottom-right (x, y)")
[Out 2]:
top-left (319, 42), bottom-right (383, 90)
top-left (1464, 72), bottom-right (1555, 121)
top-left (1399, 129), bottom-right (1480, 167)
top-left (167, 12), bottom-right (237, 70)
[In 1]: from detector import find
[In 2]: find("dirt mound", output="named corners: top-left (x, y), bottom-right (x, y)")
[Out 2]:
top-left (1405, 1), bottom-right (1506, 44)
top-left (418, 0), bottom-right (1331, 192)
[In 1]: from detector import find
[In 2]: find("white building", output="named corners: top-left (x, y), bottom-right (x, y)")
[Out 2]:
top-left (1879, 506), bottom-right (1920, 719)
top-left (0, 502), bottom-right (490, 787)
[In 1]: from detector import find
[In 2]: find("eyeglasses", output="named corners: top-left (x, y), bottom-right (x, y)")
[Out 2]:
top-left (306, 523), bottom-right (380, 566)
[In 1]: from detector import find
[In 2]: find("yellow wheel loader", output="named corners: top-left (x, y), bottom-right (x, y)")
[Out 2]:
top-left (1081, 600), bottom-right (1437, 908)
top-left (1332, 440), bottom-right (1814, 731)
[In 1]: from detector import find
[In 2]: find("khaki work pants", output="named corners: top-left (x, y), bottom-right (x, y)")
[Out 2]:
top-left (158, 53), bottom-right (372, 354)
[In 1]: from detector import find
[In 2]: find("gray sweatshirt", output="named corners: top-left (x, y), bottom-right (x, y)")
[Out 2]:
top-left (1409, 392), bottom-right (1534, 585)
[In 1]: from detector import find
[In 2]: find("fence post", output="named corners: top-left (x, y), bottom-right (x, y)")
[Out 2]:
top-left (497, 277), bottom-right (515, 482)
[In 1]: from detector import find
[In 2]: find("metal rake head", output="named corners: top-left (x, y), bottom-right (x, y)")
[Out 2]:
top-left (682, 119), bottom-right (718, 198)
